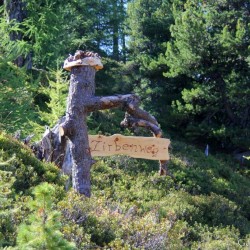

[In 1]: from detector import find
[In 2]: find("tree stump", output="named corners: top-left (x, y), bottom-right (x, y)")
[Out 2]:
top-left (36, 50), bottom-right (170, 197)
top-left (59, 66), bottom-right (96, 197)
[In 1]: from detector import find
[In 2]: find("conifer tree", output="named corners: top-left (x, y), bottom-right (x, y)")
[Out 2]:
top-left (165, 0), bottom-right (250, 148)
top-left (126, 0), bottom-right (183, 127)
top-left (38, 69), bottom-right (68, 127)
top-left (16, 182), bottom-right (76, 250)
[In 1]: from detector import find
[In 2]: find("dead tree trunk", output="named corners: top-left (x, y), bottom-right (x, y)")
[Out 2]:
top-left (59, 66), bottom-right (97, 197)
top-left (36, 50), bottom-right (170, 197)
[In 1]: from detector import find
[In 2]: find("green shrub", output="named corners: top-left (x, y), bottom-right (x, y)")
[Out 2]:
top-left (16, 182), bottom-right (76, 249)
top-left (0, 132), bottom-right (67, 247)
top-left (0, 132), bottom-right (65, 193)
top-left (191, 224), bottom-right (248, 250)
top-left (1, 131), bottom-right (249, 249)
top-left (0, 163), bottom-right (16, 247)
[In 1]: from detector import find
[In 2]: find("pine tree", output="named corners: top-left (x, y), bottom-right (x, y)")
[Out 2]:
top-left (126, 0), bottom-right (181, 127)
top-left (16, 182), bottom-right (76, 249)
top-left (165, 0), bottom-right (250, 148)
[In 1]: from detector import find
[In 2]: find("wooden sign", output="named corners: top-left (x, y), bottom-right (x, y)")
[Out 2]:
top-left (88, 134), bottom-right (170, 160)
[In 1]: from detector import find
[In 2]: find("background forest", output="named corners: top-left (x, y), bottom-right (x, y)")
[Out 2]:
top-left (0, 0), bottom-right (250, 249)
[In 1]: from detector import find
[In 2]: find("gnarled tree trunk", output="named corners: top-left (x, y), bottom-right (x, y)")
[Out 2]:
top-left (59, 66), bottom-right (97, 197)
top-left (35, 50), bottom-right (170, 197)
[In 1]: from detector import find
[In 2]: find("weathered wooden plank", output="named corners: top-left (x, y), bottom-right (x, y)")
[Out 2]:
top-left (89, 134), bottom-right (170, 160)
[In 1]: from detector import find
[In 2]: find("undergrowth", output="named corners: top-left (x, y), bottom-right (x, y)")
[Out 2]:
top-left (0, 132), bottom-right (249, 249)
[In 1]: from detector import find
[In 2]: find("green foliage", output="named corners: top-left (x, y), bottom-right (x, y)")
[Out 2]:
top-left (127, 0), bottom-right (172, 56)
top-left (0, 13), bottom-right (31, 65)
top-left (0, 130), bottom-right (250, 249)
top-left (0, 155), bottom-right (17, 247)
top-left (30, 68), bottom-right (69, 138)
top-left (165, 0), bottom-right (250, 149)
top-left (96, 57), bottom-right (133, 96)
top-left (16, 182), bottom-right (76, 249)
top-left (58, 168), bottom-right (118, 247)
top-left (126, 0), bottom-right (188, 127)
top-left (191, 224), bottom-right (248, 250)
top-left (0, 0), bottom-right (249, 248)
top-left (0, 59), bottom-right (38, 135)
top-left (0, 0), bottom-right (131, 139)
top-left (57, 148), bottom-right (250, 248)
top-left (40, 69), bottom-right (68, 124)
top-left (0, 133), bottom-right (68, 247)
top-left (23, 0), bottom-right (69, 68)
top-left (0, 132), bottom-right (65, 193)
top-left (0, 1), bottom-right (65, 68)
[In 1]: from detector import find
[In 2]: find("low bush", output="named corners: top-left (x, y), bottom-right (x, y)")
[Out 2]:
top-left (0, 132), bottom-right (249, 249)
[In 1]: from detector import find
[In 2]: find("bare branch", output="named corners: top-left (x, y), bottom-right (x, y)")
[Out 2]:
top-left (121, 114), bottom-right (162, 137)
top-left (84, 94), bottom-right (158, 126)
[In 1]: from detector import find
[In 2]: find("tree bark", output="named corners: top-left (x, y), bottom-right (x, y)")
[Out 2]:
top-left (59, 66), bottom-right (97, 197)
